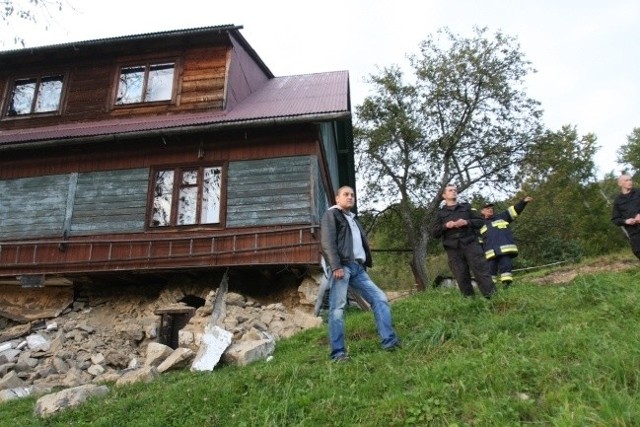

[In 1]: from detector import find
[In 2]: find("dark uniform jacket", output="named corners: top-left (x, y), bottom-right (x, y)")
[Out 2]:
top-left (611, 188), bottom-right (640, 236)
top-left (321, 207), bottom-right (373, 271)
top-left (432, 202), bottom-right (484, 248)
top-left (479, 199), bottom-right (528, 260)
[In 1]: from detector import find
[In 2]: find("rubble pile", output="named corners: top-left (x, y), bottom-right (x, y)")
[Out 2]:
top-left (0, 272), bottom-right (324, 411)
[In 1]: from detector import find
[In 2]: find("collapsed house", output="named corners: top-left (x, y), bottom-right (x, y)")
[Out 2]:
top-left (0, 25), bottom-right (355, 399)
top-left (0, 24), bottom-right (354, 313)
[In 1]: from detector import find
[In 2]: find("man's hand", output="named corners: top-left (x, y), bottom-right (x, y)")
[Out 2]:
top-left (524, 195), bottom-right (533, 203)
top-left (444, 218), bottom-right (469, 228)
top-left (446, 219), bottom-right (468, 228)
top-left (333, 268), bottom-right (345, 280)
top-left (625, 218), bottom-right (638, 225)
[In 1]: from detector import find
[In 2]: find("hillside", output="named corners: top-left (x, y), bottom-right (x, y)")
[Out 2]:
top-left (1, 254), bottom-right (640, 426)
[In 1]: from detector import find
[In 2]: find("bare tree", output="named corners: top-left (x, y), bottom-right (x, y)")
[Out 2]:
top-left (1, 0), bottom-right (66, 47)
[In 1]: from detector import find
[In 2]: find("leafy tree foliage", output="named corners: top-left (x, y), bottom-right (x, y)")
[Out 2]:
top-left (513, 126), bottom-right (626, 267)
top-left (1, 0), bottom-right (65, 47)
top-left (616, 127), bottom-right (640, 174)
top-left (355, 27), bottom-right (543, 290)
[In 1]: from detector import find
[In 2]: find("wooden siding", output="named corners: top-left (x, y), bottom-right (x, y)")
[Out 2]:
top-left (0, 126), bottom-right (319, 180)
top-left (177, 46), bottom-right (228, 110)
top-left (0, 126), bottom-right (331, 277)
top-left (0, 169), bottom-right (149, 240)
top-left (71, 169), bottom-right (149, 235)
top-left (1, 155), bottom-right (320, 241)
top-left (0, 45), bottom-right (229, 130)
top-left (64, 65), bottom-right (113, 118)
top-left (0, 174), bottom-right (69, 240)
top-left (226, 156), bottom-right (314, 227)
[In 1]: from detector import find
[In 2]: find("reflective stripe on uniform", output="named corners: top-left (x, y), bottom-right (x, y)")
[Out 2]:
top-left (485, 249), bottom-right (496, 259)
top-left (492, 219), bottom-right (510, 229)
top-left (500, 272), bottom-right (513, 282)
top-left (500, 244), bottom-right (518, 254)
top-left (508, 205), bottom-right (518, 220)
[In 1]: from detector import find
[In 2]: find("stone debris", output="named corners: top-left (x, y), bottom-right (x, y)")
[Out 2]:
top-left (157, 347), bottom-right (195, 373)
top-left (0, 271), bottom-right (328, 414)
top-left (145, 342), bottom-right (174, 367)
top-left (115, 366), bottom-right (160, 386)
top-left (34, 384), bottom-right (109, 417)
top-left (0, 385), bottom-right (33, 402)
top-left (222, 332), bottom-right (276, 367)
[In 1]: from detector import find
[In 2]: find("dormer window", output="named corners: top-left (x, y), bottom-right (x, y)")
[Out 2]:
top-left (116, 62), bottom-right (175, 105)
top-left (6, 74), bottom-right (64, 116)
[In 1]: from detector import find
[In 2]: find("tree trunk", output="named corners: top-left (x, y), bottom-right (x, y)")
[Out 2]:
top-left (410, 239), bottom-right (429, 291)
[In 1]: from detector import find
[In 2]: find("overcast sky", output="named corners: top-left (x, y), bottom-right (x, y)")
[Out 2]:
top-left (4, 0), bottom-right (639, 178)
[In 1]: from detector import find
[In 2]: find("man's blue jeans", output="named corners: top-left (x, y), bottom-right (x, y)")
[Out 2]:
top-left (328, 261), bottom-right (399, 359)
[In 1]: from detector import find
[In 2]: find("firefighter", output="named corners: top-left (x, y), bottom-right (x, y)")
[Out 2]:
top-left (479, 195), bottom-right (533, 288)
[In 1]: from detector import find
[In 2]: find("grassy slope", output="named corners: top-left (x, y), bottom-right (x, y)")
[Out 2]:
top-left (2, 259), bottom-right (640, 426)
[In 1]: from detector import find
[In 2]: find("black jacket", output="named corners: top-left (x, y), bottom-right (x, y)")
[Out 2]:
top-left (321, 207), bottom-right (372, 271)
top-left (432, 202), bottom-right (484, 248)
top-left (612, 188), bottom-right (640, 236)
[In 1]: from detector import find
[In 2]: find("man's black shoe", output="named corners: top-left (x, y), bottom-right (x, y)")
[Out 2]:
top-left (332, 354), bottom-right (350, 362)
top-left (384, 342), bottom-right (402, 352)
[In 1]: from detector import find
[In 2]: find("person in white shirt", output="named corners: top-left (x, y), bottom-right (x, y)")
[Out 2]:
top-left (320, 186), bottom-right (401, 361)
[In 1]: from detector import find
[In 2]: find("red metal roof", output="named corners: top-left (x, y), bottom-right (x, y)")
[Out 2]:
top-left (0, 71), bottom-right (350, 148)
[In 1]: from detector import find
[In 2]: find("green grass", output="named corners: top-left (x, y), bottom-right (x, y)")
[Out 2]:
top-left (2, 263), bottom-right (640, 426)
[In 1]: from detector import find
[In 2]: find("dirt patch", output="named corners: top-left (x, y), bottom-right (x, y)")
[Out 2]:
top-left (528, 258), bottom-right (637, 285)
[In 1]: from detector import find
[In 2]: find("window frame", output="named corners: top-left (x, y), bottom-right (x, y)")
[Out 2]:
top-left (2, 72), bottom-right (67, 119)
top-left (113, 59), bottom-right (178, 107)
top-left (147, 163), bottom-right (226, 229)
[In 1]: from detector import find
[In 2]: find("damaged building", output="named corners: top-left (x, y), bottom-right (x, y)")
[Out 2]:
top-left (0, 24), bottom-right (354, 396)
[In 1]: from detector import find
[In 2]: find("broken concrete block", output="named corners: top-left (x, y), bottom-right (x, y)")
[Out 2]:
top-left (191, 326), bottom-right (233, 372)
top-left (222, 338), bottom-right (276, 366)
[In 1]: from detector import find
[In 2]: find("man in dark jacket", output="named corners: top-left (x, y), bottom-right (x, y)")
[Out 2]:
top-left (432, 185), bottom-right (496, 298)
top-left (479, 196), bottom-right (532, 288)
top-left (611, 174), bottom-right (640, 259)
top-left (320, 186), bottom-right (401, 361)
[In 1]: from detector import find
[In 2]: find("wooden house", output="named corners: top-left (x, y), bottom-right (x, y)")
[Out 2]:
top-left (0, 25), bottom-right (354, 291)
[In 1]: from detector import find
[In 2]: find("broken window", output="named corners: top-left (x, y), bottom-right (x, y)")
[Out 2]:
top-left (150, 166), bottom-right (223, 227)
top-left (6, 75), bottom-right (64, 116)
top-left (116, 62), bottom-right (175, 105)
